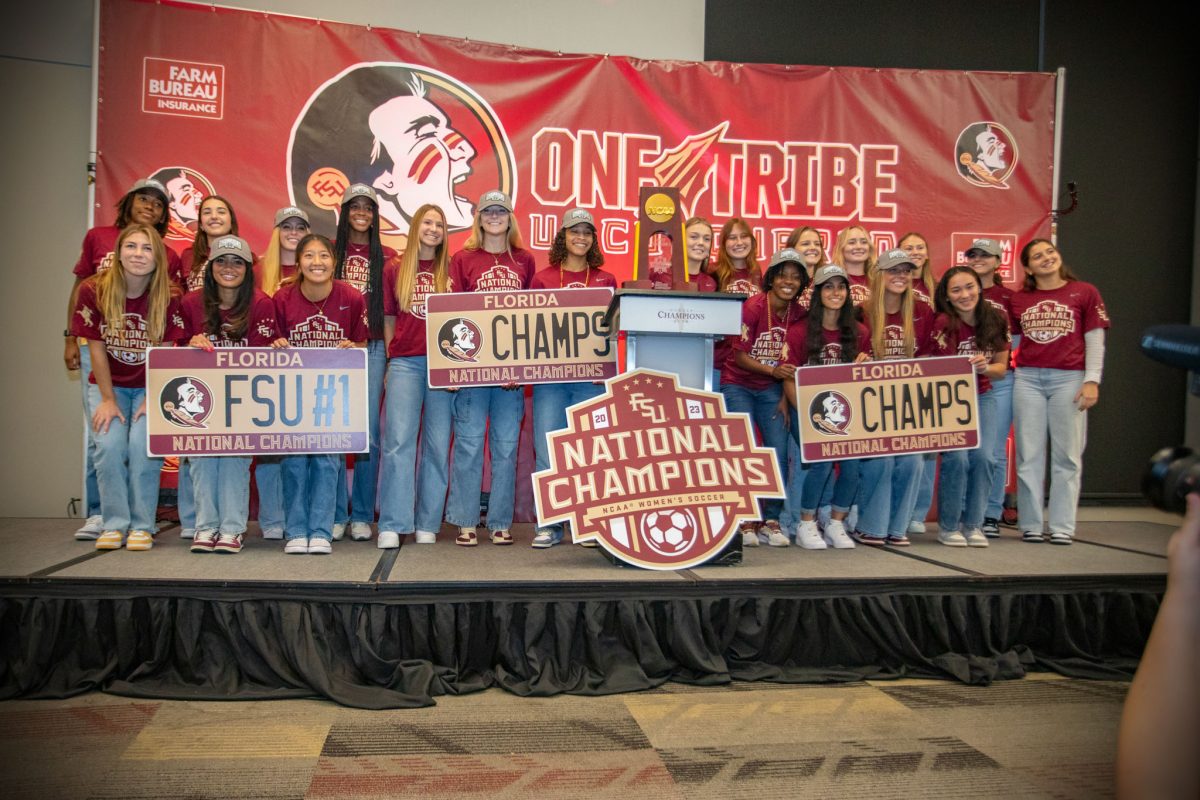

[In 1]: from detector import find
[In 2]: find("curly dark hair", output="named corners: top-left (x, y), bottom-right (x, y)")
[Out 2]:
top-left (548, 225), bottom-right (604, 268)
top-left (934, 266), bottom-right (1008, 352)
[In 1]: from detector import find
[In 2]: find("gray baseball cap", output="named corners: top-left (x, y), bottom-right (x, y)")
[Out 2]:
top-left (341, 183), bottom-right (378, 205)
top-left (274, 206), bottom-right (310, 227)
top-left (561, 207), bottom-right (595, 230)
top-left (876, 248), bottom-right (916, 272)
top-left (207, 235), bottom-right (253, 265)
top-left (477, 189), bottom-right (513, 213)
top-left (812, 264), bottom-right (849, 287)
top-left (128, 178), bottom-right (169, 205)
top-left (965, 238), bottom-right (1002, 257)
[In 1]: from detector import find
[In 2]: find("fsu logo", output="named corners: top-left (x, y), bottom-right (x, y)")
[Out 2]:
top-left (809, 390), bottom-right (851, 436)
top-left (533, 369), bottom-right (785, 570)
top-left (288, 63), bottom-right (516, 252)
top-left (437, 317), bottom-right (483, 362)
top-left (159, 376), bottom-right (213, 429)
top-left (149, 166), bottom-right (216, 249)
top-left (954, 121), bottom-right (1018, 189)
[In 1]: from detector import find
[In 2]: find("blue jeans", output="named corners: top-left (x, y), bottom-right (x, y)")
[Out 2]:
top-left (78, 345), bottom-right (101, 516)
top-left (780, 436), bottom-right (805, 529)
top-left (446, 385), bottom-right (525, 531)
top-left (532, 381), bottom-right (604, 530)
top-left (282, 454), bottom-right (338, 541)
top-left (1014, 367), bottom-right (1087, 536)
top-left (910, 454), bottom-right (937, 523)
top-left (177, 458), bottom-right (194, 530)
top-left (378, 356), bottom-right (455, 534)
top-left (721, 382), bottom-right (788, 521)
top-left (86, 385), bottom-right (161, 532)
top-left (985, 367), bottom-right (1015, 519)
top-left (254, 456), bottom-right (284, 531)
top-left (937, 390), bottom-right (998, 532)
top-left (348, 338), bottom-right (386, 522)
top-left (190, 456), bottom-right (252, 534)
top-left (855, 454), bottom-right (922, 539)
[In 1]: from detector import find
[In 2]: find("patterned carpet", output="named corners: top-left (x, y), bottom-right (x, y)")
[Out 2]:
top-left (1, 674), bottom-right (1125, 799)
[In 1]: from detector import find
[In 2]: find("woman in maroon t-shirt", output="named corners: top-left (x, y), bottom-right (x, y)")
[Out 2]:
top-left (1010, 239), bottom-right (1109, 544)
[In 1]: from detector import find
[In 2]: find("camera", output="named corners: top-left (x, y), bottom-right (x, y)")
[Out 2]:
top-left (1140, 325), bottom-right (1200, 513)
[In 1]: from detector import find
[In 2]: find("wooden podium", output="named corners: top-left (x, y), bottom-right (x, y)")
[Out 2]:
top-left (603, 289), bottom-right (743, 392)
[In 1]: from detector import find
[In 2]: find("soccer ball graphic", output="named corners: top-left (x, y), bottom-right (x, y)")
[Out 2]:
top-left (641, 508), bottom-right (697, 556)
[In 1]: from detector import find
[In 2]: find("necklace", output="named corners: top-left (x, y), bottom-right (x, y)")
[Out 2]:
top-left (302, 285), bottom-right (332, 315)
top-left (560, 264), bottom-right (590, 288)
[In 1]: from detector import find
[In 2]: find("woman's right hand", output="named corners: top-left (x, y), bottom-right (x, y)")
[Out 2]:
top-left (91, 397), bottom-right (125, 434)
top-left (64, 338), bottom-right (80, 371)
top-left (189, 334), bottom-right (215, 352)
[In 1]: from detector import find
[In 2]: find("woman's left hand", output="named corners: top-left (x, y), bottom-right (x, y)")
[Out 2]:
top-left (1075, 381), bottom-right (1099, 411)
top-left (133, 400), bottom-right (147, 422)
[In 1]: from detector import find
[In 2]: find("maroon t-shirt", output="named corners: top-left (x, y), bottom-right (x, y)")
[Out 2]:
top-left (273, 280), bottom-right (369, 347)
top-left (721, 293), bottom-right (807, 390)
top-left (383, 259), bottom-right (441, 359)
top-left (450, 247), bottom-right (535, 292)
top-left (785, 322), bottom-right (871, 367)
top-left (74, 225), bottom-right (184, 287)
top-left (929, 313), bottom-right (1011, 393)
top-left (180, 288), bottom-right (279, 347)
top-left (1011, 281), bottom-right (1109, 371)
top-left (530, 265), bottom-right (618, 290)
top-left (865, 302), bottom-right (934, 360)
top-left (982, 283), bottom-right (1015, 326)
top-left (71, 280), bottom-right (187, 387)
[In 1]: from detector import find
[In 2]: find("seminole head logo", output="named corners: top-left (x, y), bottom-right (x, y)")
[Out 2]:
top-left (288, 63), bottom-right (516, 251)
top-left (809, 390), bottom-right (851, 436)
top-left (955, 121), bottom-right (1018, 189)
top-left (532, 369), bottom-right (785, 570)
top-left (149, 166), bottom-right (215, 248)
top-left (437, 317), bottom-right (483, 362)
top-left (159, 376), bottom-right (213, 429)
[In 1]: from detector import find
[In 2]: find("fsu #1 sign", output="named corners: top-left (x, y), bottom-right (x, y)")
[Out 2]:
top-left (146, 347), bottom-right (368, 456)
top-left (425, 288), bottom-right (616, 388)
top-left (795, 356), bottom-right (979, 463)
top-left (532, 369), bottom-right (784, 570)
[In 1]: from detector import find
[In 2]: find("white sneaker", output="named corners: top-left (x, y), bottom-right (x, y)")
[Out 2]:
top-left (350, 522), bottom-right (373, 541)
top-left (261, 526), bottom-right (284, 540)
top-left (906, 520), bottom-right (926, 535)
top-left (377, 531), bottom-right (400, 549)
top-left (938, 529), bottom-right (968, 547)
top-left (822, 519), bottom-right (856, 549)
top-left (284, 537), bottom-right (308, 554)
top-left (331, 523), bottom-right (346, 541)
top-left (414, 530), bottom-right (437, 544)
top-left (74, 515), bottom-right (104, 540)
top-left (308, 538), bottom-right (332, 555)
top-left (795, 520), bottom-right (827, 550)
top-left (180, 527), bottom-right (196, 540)
top-left (965, 528), bottom-right (989, 547)
top-left (741, 528), bottom-right (759, 547)
top-left (761, 521), bottom-right (790, 547)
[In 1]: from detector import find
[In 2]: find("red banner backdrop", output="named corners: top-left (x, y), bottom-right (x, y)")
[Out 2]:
top-left (97, 0), bottom-right (1056, 287)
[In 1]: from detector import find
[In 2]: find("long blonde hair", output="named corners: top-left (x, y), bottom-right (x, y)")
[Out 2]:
top-left (95, 224), bottom-right (175, 345)
top-left (462, 202), bottom-right (525, 252)
top-left (864, 262), bottom-right (916, 359)
top-left (395, 204), bottom-right (451, 310)
top-left (258, 228), bottom-right (285, 296)
top-left (831, 225), bottom-right (876, 274)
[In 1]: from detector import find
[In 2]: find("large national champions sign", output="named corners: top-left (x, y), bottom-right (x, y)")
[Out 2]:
top-left (533, 369), bottom-right (785, 570)
top-left (425, 288), bottom-right (616, 388)
top-left (146, 348), bottom-right (369, 456)
top-left (795, 356), bottom-right (979, 463)
top-left (97, 0), bottom-right (1055, 285)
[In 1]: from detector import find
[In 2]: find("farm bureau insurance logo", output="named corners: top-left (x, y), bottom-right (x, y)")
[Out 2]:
top-left (142, 58), bottom-right (225, 120)
top-left (287, 63), bottom-right (517, 252)
top-left (532, 369), bottom-right (785, 570)
top-left (954, 121), bottom-right (1018, 189)
top-left (159, 376), bottom-right (214, 429)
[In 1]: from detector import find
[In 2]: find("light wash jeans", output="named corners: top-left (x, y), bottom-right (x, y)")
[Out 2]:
top-left (177, 458), bottom-right (194, 530)
top-left (78, 344), bottom-right (101, 516)
top-left (855, 454), bottom-right (922, 539)
top-left (910, 454), bottom-right (938, 524)
top-left (785, 406), bottom-right (859, 517)
top-left (937, 390), bottom-right (998, 532)
top-left (1014, 367), bottom-right (1086, 536)
top-left (348, 338), bottom-right (386, 522)
top-left (254, 456), bottom-right (284, 532)
top-left (282, 454), bottom-right (339, 541)
top-left (86, 384), bottom-right (161, 532)
top-left (532, 381), bottom-right (605, 532)
top-left (721, 382), bottom-right (789, 521)
top-left (985, 367), bottom-right (1015, 519)
top-left (446, 385), bottom-right (525, 531)
top-left (377, 356), bottom-right (455, 534)
top-left (190, 456), bottom-right (252, 534)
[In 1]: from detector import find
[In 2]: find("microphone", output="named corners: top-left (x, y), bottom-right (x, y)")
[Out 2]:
top-left (1140, 324), bottom-right (1200, 372)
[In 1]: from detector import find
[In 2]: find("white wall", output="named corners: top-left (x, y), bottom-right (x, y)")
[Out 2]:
top-left (0, 0), bottom-right (703, 517)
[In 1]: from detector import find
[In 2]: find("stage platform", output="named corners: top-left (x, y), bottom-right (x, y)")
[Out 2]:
top-left (0, 511), bottom-right (1173, 708)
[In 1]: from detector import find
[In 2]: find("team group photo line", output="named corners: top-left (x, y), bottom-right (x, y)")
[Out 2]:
top-left (65, 174), bottom-right (1108, 556)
